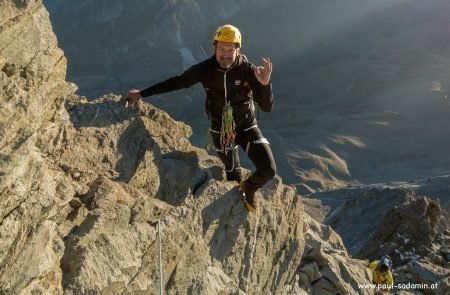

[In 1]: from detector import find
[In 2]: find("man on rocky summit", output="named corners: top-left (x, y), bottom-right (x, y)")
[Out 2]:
top-left (126, 24), bottom-right (276, 212)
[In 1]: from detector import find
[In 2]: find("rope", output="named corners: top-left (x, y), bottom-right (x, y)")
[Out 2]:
top-left (206, 103), bottom-right (236, 171)
top-left (205, 103), bottom-right (235, 152)
top-left (220, 103), bottom-right (235, 154)
top-left (207, 128), bottom-right (212, 151)
top-left (244, 209), bottom-right (260, 293)
top-left (157, 219), bottom-right (163, 295)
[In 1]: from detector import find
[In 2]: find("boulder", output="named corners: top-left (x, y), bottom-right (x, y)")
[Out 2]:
top-left (300, 215), bottom-right (372, 295)
top-left (407, 260), bottom-right (449, 289)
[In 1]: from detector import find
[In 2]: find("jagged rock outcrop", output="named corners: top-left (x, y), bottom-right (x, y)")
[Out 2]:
top-left (316, 186), bottom-right (449, 295)
top-left (0, 0), bottom-right (75, 293)
top-left (0, 0), bottom-right (75, 149)
top-left (359, 196), bottom-right (449, 295)
top-left (322, 187), bottom-right (415, 254)
top-left (0, 2), bottom-right (376, 294)
top-left (51, 94), bottom-right (375, 295)
top-left (300, 215), bottom-right (372, 295)
top-left (360, 196), bottom-right (441, 265)
top-left (51, 95), bottom-right (307, 293)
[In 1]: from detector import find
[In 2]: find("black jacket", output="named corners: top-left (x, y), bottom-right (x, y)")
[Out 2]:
top-left (140, 54), bottom-right (273, 131)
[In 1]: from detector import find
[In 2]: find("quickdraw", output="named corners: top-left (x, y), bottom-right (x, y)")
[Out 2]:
top-left (220, 102), bottom-right (235, 154)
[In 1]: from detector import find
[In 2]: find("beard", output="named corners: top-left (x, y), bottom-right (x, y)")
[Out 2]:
top-left (217, 57), bottom-right (234, 69)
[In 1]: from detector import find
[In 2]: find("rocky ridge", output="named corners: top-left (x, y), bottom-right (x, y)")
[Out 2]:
top-left (311, 186), bottom-right (450, 294)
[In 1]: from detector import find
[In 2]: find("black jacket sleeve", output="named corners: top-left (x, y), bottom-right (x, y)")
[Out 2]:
top-left (246, 63), bottom-right (274, 112)
top-left (139, 62), bottom-right (205, 98)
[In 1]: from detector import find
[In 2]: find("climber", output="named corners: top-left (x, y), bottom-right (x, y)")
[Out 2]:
top-left (369, 255), bottom-right (394, 294)
top-left (126, 24), bottom-right (276, 213)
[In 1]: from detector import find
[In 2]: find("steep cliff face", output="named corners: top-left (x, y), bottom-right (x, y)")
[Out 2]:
top-left (0, 0), bottom-right (75, 293)
top-left (0, 0), bottom-right (69, 290)
top-left (0, 1), bottom-right (374, 294)
top-left (57, 94), bottom-right (307, 293)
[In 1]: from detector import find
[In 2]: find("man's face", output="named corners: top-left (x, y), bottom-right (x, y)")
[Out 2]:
top-left (215, 41), bottom-right (239, 69)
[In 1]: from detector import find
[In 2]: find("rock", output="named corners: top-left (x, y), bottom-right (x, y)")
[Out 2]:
top-left (196, 177), bottom-right (306, 294)
top-left (55, 173), bottom-right (307, 294)
top-left (320, 187), bottom-right (413, 254)
top-left (0, 220), bottom-right (64, 294)
top-left (407, 260), bottom-right (449, 287)
top-left (312, 278), bottom-right (338, 295)
top-left (360, 196), bottom-right (441, 267)
top-left (435, 277), bottom-right (450, 295)
top-left (298, 272), bottom-right (312, 289)
top-left (299, 262), bottom-right (322, 283)
top-left (396, 291), bottom-right (420, 295)
top-left (0, 55), bottom-right (5, 69)
top-left (439, 245), bottom-right (450, 262)
top-left (301, 214), bottom-right (373, 295)
top-left (0, 0), bottom-right (75, 154)
top-left (0, 4), bottom-right (76, 292)
top-left (320, 186), bottom-right (448, 295)
top-left (393, 262), bottom-right (450, 295)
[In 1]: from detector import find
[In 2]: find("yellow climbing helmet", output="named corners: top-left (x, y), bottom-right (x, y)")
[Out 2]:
top-left (213, 24), bottom-right (242, 48)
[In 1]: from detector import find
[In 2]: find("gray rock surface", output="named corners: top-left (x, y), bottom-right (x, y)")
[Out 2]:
top-left (360, 196), bottom-right (442, 265)
top-left (0, 0), bottom-right (74, 293)
top-left (300, 215), bottom-right (373, 295)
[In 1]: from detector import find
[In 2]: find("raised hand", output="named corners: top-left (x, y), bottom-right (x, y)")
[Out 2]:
top-left (125, 89), bottom-right (142, 108)
top-left (254, 57), bottom-right (272, 86)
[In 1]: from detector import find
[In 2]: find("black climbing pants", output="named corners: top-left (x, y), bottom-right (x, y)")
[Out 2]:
top-left (211, 126), bottom-right (276, 192)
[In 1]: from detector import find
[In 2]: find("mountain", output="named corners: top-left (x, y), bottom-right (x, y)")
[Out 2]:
top-left (44, 0), bottom-right (450, 195)
top-left (1, 0), bottom-right (448, 294)
top-left (0, 1), bottom-right (375, 294)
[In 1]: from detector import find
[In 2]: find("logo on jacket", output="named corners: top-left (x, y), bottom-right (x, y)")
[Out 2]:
top-left (235, 80), bottom-right (241, 86)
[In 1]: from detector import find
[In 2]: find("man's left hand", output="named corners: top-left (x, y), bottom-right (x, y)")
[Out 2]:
top-left (125, 89), bottom-right (142, 108)
top-left (254, 57), bottom-right (272, 86)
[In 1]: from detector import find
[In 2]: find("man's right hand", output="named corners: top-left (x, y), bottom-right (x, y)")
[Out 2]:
top-left (125, 89), bottom-right (142, 108)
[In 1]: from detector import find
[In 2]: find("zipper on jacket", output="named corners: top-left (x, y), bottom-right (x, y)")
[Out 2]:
top-left (218, 58), bottom-right (238, 104)
top-left (223, 71), bottom-right (227, 104)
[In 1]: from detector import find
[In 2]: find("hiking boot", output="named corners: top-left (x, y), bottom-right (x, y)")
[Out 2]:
top-left (239, 181), bottom-right (257, 213)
